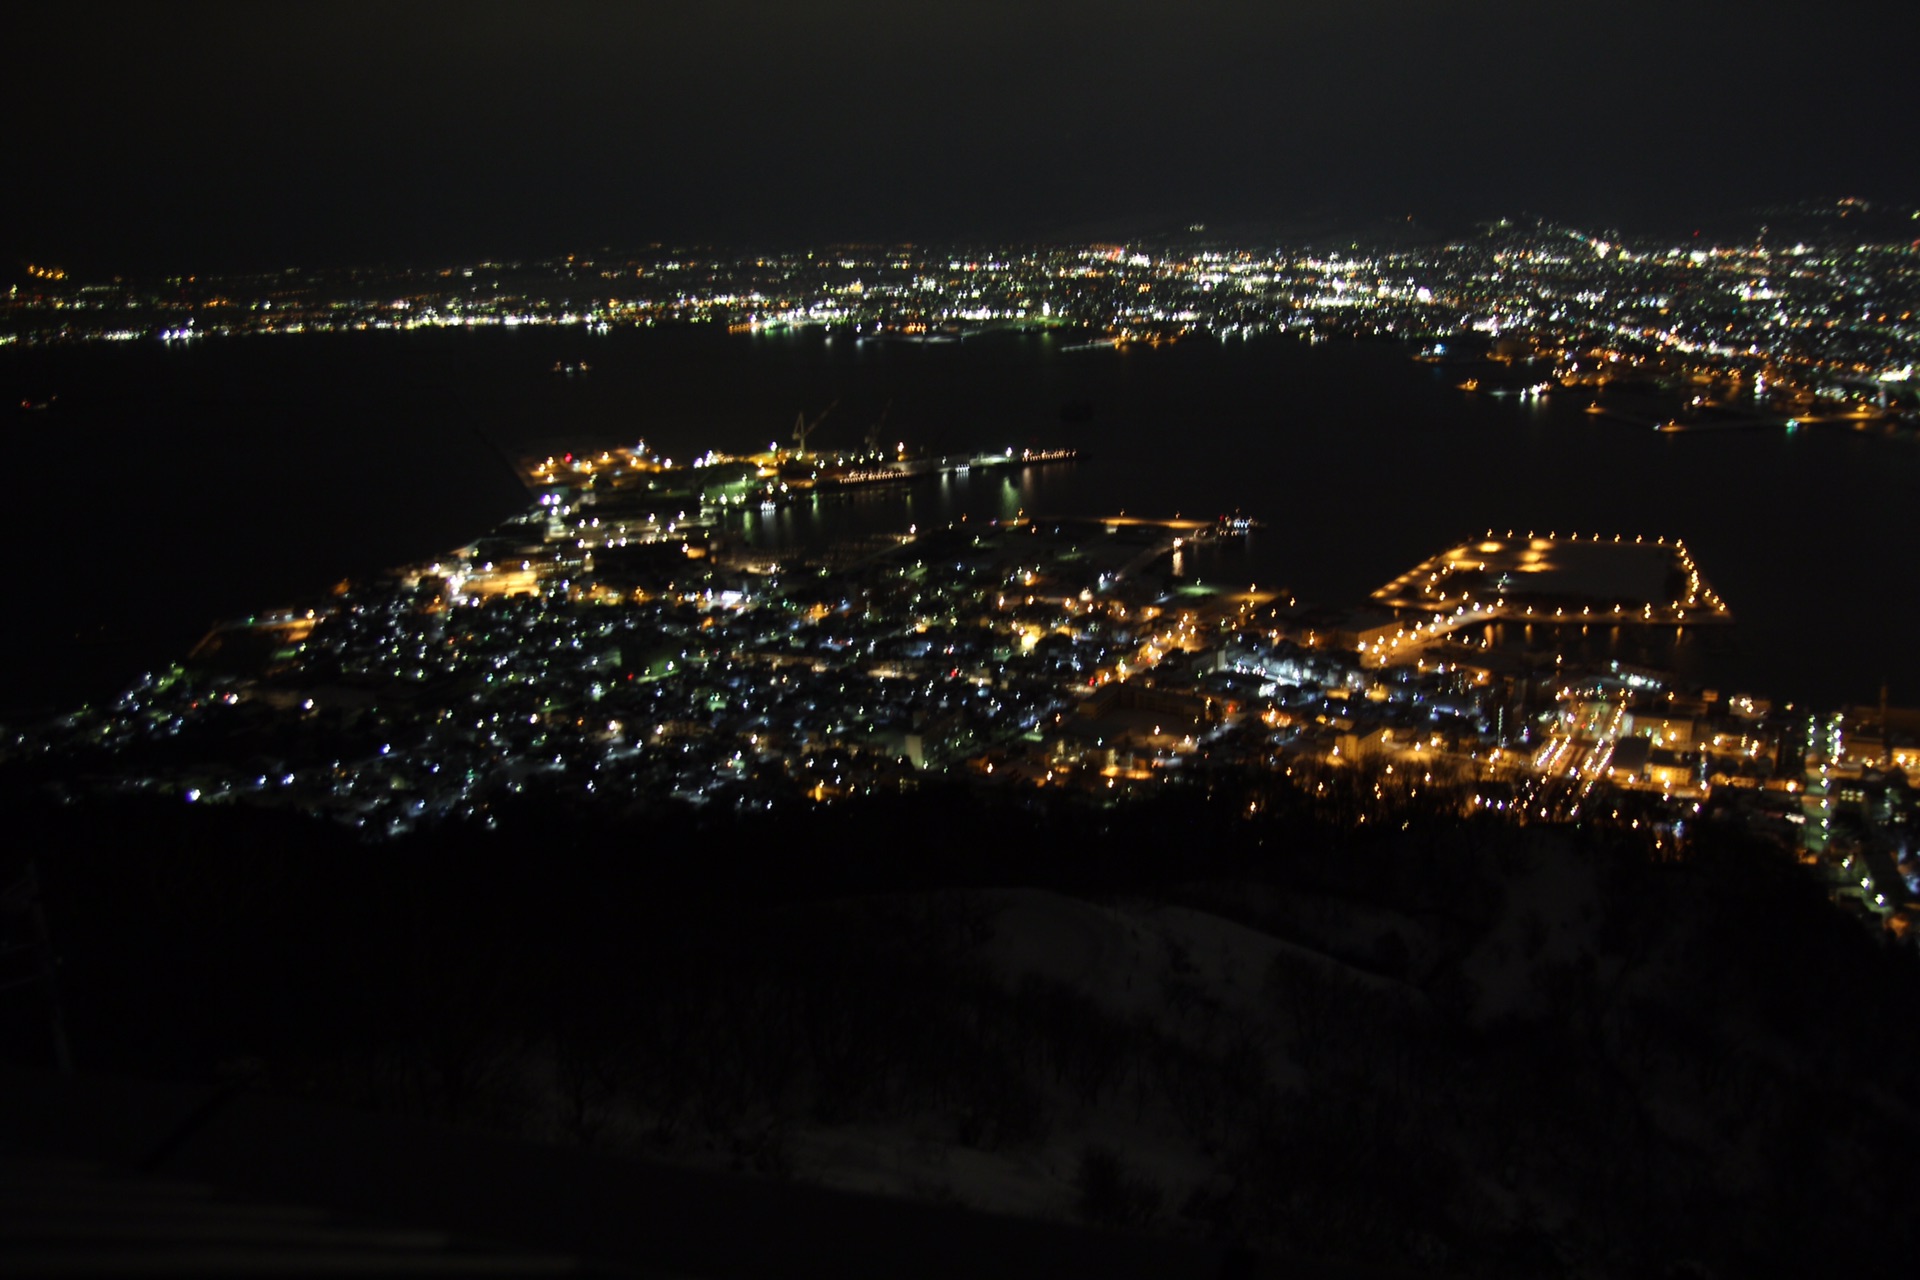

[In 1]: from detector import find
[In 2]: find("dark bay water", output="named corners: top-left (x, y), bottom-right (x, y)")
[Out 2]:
top-left (3, 325), bottom-right (1913, 713)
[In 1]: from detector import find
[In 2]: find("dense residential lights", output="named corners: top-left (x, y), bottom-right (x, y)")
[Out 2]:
top-left (8, 204), bottom-right (1919, 413)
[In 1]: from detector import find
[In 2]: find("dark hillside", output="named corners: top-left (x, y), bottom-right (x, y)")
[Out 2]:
top-left (7, 788), bottom-right (1919, 1277)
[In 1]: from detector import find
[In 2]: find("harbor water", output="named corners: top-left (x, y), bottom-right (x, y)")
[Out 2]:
top-left (3, 325), bottom-right (1913, 712)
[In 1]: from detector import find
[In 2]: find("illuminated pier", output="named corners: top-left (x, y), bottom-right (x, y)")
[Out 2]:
top-left (1360, 530), bottom-right (1731, 666)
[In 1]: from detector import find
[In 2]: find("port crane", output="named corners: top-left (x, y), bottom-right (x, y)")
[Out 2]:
top-left (791, 398), bottom-right (839, 456)
top-left (865, 399), bottom-right (892, 456)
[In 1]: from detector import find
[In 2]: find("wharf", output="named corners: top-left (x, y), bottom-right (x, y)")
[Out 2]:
top-left (812, 448), bottom-right (1077, 490)
top-left (1360, 530), bottom-right (1733, 666)
top-left (1023, 513), bottom-right (1261, 535)
top-left (1017, 512), bottom-right (1261, 584)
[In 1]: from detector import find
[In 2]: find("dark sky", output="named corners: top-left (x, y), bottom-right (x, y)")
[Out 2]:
top-left (5, 0), bottom-right (1911, 273)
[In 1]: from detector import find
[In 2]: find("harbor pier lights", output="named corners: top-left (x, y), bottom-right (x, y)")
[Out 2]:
top-left (1366, 532), bottom-right (1731, 658)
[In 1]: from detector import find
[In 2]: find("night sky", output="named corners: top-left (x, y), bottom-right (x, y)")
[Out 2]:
top-left (6, 0), bottom-right (1912, 274)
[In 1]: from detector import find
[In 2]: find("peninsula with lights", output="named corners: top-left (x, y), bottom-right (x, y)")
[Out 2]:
top-left (12, 421), bottom-right (1915, 941)
top-left (9, 198), bottom-right (1920, 944)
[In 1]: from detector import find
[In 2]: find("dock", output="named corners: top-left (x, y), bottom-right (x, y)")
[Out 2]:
top-left (1360, 530), bottom-right (1733, 666)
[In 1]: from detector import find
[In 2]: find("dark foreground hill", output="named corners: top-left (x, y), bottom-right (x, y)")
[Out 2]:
top-left (6, 785), bottom-right (1919, 1278)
